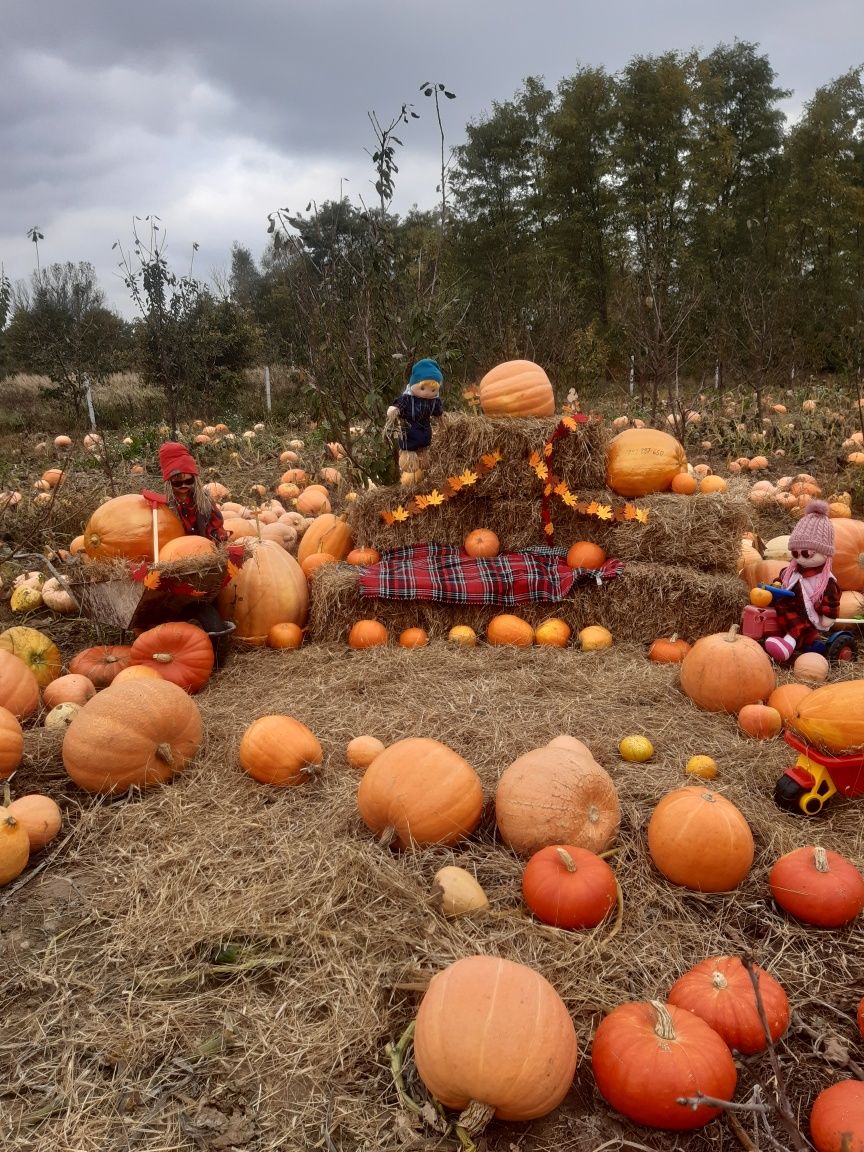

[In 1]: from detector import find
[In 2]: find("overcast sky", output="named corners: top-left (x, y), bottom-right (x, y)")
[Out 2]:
top-left (3, 0), bottom-right (862, 316)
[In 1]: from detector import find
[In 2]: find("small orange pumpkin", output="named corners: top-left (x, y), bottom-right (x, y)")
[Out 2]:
top-left (43, 674), bottom-right (97, 709)
top-left (648, 788), bottom-right (754, 891)
top-left (301, 553), bottom-right (338, 578)
top-left (6, 794), bottom-right (62, 851)
top-left (749, 586), bottom-right (774, 608)
top-left (670, 472), bottom-right (697, 495)
top-left (348, 620), bottom-right (388, 649)
top-left (487, 614), bottom-right (534, 647)
top-left (447, 626), bottom-right (477, 647)
top-left (738, 703), bottom-right (782, 740)
top-left (463, 529), bottom-right (500, 558)
top-left (0, 707), bottom-right (24, 780)
top-left (534, 618), bottom-right (571, 647)
top-left (767, 682), bottom-right (812, 722)
top-left (399, 627), bottom-right (429, 648)
top-left (346, 547), bottom-right (381, 566)
top-left (239, 715), bottom-right (322, 787)
top-left (268, 623), bottom-right (304, 649)
top-left (566, 541), bottom-right (607, 569)
top-left (647, 634), bottom-right (691, 663)
top-left (346, 735), bottom-right (386, 769)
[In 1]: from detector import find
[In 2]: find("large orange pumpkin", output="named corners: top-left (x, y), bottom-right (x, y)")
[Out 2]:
top-left (62, 679), bottom-right (203, 793)
top-left (679, 626), bottom-right (775, 713)
top-left (239, 715), bottom-right (322, 786)
top-left (668, 956), bottom-right (790, 1055)
top-left (495, 741), bottom-right (619, 856)
top-left (158, 535), bottom-right (218, 561)
top-left (0, 651), bottom-right (41, 720)
top-left (297, 513), bottom-right (353, 565)
top-left (413, 955), bottom-right (577, 1124)
top-left (0, 627), bottom-right (62, 688)
top-left (356, 737), bottom-right (483, 849)
top-left (295, 485), bottom-right (331, 516)
top-left (130, 622), bottom-right (214, 694)
top-left (647, 788), bottom-right (754, 891)
top-left (831, 518), bottom-right (864, 591)
top-left (477, 360), bottom-right (555, 418)
top-left (83, 494), bottom-right (185, 561)
top-left (606, 429), bottom-right (687, 497)
top-left (788, 681), bottom-right (864, 753)
top-left (591, 1000), bottom-right (737, 1130)
top-left (69, 645), bottom-right (134, 688)
top-left (0, 707), bottom-right (24, 780)
top-left (218, 538), bottom-right (308, 645)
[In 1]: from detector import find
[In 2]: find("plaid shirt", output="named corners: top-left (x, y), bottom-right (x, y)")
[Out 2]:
top-left (774, 564), bottom-right (840, 644)
top-left (359, 544), bottom-right (623, 605)
top-left (174, 496), bottom-right (227, 543)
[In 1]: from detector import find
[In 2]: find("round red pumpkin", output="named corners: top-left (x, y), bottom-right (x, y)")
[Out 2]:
top-left (809, 1079), bottom-right (864, 1152)
top-left (768, 846), bottom-right (864, 928)
top-left (522, 845), bottom-right (617, 929)
top-left (667, 956), bottom-right (790, 1054)
top-left (130, 622), bottom-right (215, 694)
top-left (69, 645), bottom-right (134, 689)
top-left (591, 1000), bottom-right (737, 1130)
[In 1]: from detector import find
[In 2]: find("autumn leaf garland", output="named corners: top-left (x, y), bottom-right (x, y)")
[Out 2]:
top-left (530, 415), bottom-right (649, 537)
top-left (380, 450), bottom-right (503, 525)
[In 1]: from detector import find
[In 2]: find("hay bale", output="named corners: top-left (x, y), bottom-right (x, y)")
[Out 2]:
top-left (427, 411), bottom-right (609, 497)
top-left (347, 488), bottom-right (751, 574)
top-left (307, 561), bottom-right (748, 645)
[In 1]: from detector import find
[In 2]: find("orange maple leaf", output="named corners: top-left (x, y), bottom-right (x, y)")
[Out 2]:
top-left (544, 522), bottom-right (555, 537)
top-left (635, 507), bottom-right (650, 524)
top-left (528, 450), bottom-right (541, 468)
top-left (447, 475), bottom-right (464, 493)
top-left (411, 495), bottom-right (429, 512)
top-left (534, 461), bottom-right (549, 481)
top-left (562, 415), bottom-right (578, 431)
top-left (544, 483), bottom-right (553, 498)
top-left (554, 481), bottom-right (569, 497)
top-left (624, 503), bottom-right (638, 520)
top-left (143, 570), bottom-right (161, 590)
top-left (381, 510), bottom-right (396, 525)
top-left (596, 504), bottom-right (613, 521)
top-left (543, 442), bottom-right (554, 458)
top-left (481, 448), bottom-right (503, 467)
top-left (562, 490), bottom-right (578, 508)
top-left (586, 501), bottom-right (600, 515)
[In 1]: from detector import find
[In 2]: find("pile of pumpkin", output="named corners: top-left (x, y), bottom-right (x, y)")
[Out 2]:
top-left (235, 718), bottom-right (863, 1142)
top-left (745, 474), bottom-right (853, 519)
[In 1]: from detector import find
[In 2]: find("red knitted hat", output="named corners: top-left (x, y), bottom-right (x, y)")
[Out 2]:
top-left (159, 441), bottom-right (198, 482)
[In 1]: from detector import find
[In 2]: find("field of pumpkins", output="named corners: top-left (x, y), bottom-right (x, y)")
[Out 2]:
top-left (0, 367), bottom-right (862, 1152)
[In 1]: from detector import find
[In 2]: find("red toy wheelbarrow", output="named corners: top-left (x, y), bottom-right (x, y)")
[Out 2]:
top-left (774, 730), bottom-right (864, 815)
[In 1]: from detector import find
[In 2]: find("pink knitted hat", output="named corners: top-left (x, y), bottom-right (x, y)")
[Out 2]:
top-left (788, 500), bottom-right (835, 556)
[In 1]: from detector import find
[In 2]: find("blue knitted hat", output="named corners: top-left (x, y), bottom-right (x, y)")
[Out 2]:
top-left (408, 358), bottom-right (443, 388)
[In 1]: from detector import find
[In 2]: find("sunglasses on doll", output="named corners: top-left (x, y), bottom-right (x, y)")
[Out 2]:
top-left (171, 476), bottom-right (194, 490)
top-left (790, 549), bottom-right (815, 560)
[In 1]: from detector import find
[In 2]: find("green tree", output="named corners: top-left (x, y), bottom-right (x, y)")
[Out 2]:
top-left (7, 261), bottom-right (131, 417)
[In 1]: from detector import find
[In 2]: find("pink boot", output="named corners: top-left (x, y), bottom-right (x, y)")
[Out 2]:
top-left (764, 634), bottom-right (795, 662)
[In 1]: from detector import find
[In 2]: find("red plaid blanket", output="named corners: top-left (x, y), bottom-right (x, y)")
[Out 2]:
top-left (358, 545), bottom-right (623, 605)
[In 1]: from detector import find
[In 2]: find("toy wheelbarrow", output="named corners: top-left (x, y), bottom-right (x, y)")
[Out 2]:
top-left (774, 730), bottom-right (864, 815)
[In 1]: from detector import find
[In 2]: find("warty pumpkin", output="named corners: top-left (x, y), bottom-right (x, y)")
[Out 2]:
top-left (647, 787), bottom-right (754, 891)
top-left (477, 359), bottom-right (555, 418)
top-left (768, 846), bottom-right (864, 927)
top-left (679, 625), bottom-right (775, 713)
top-left (605, 428), bottom-right (687, 497)
top-left (218, 538), bottom-right (308, 645)
top-left (62, 679), bottom-right (203, 793)
top-left (0, 650), bottom-right (41, 720)
top-left (6, 793), bottom-right (62, 851)
top-left (83, 493), bottom-right (185, 561)
top-left (130, 622), bottom-right (214, 694)
top-left (668, 956), bottom-right (789, 1054)
top-left (356, 737), bottom-right (483, 849)
top-left (591, 1000), bottom-right (737, 1130)
top-left (0, 707), bottom-right (24, 780)
top-left (44, 702), bottom-right (81, 729)
top-left (496, 740), bottom-right (619, 857)
top-left (0, 626), bottom-right (62, 688)
top-left (413, 955), bottom-right (577, 1127)
top-left (69, 645), bottom-right (134, 688)
top-left (239, 715), bottom-right (322, 786)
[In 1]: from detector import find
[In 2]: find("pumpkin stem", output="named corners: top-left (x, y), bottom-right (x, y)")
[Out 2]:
top-left (813, 846), bottom-right (829, 873)
top-left (650, 1000), bottom-right (677, 1041)
top-left (156, 742), bottom-right (175, 766)
top-left (152, 653), bottom-right (174, 663)
top-left (604, 877), bottom-right (624, 943)
top-left (2, 782), bottom-right (10, 807)
top-left (2, 814), bottom-right (18, 830)
top-left (457, 1100), bottom-right (495, 1137)
top-left (724, 624), bottom-right (741, 643)
top-left (555, 847), bottom-right (577, 872)
top-left (378, 825), bottom-right (396, 848)
top-left (711, 971), bottom-right (728, 990)
top-left (669, 633), bottom-right (678, 643)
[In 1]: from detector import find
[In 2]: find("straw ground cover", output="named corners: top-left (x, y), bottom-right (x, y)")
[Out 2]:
top-left (2, 642), bottom-right (863, 1152)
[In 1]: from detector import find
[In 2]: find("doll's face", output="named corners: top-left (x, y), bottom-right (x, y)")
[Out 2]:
top-left (791, 547), bottom-right (826, 569)
top-left (410, 379), bottom-right (440, 400)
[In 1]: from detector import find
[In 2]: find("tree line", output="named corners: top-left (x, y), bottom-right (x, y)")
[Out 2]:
top-left (2, 42), bottom-right (863, 448)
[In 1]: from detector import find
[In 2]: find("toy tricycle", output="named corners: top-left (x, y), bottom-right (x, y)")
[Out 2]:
top-left (774, 730), bottom-right (864, 815)
top-left (741, 584), bottom-right (858, 663)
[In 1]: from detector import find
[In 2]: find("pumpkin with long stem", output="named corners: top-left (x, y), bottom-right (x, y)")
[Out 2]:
top-left (591, 1000), bottom-right (737, 1130)
top-left (667, 956), bottom-right (789, 1054)
top-left (413, 955), bottom-right (577, 1128)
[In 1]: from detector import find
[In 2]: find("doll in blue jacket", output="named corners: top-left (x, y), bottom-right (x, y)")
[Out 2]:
top-left (385, 358), bottom-right (444, 484)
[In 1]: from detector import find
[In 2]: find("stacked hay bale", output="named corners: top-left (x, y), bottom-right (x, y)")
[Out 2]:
top-left (309, 413), bottom-right (751, 644)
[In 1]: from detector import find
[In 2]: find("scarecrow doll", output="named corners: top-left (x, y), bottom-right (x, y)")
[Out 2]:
top-left (385, 358), bottom-right (444, 484)
top-left (763, 500), bottom-right (840, 663)
top-left (159, 441), bottom-right (227, 544)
